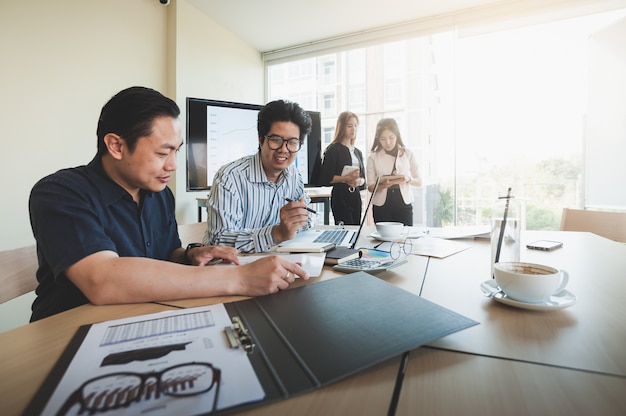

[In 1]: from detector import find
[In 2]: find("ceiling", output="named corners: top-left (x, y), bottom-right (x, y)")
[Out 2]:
top-left (187, 0), bottom-right (509, 52)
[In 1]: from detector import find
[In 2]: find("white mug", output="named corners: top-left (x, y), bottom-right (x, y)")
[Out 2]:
top-left (375, 222), bottom-right (404, 238)
top-left (493, 262), bottom-right (569, 303)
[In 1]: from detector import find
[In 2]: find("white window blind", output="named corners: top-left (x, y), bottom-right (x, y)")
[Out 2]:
top-left (586, 16), bottom-right (626, 210)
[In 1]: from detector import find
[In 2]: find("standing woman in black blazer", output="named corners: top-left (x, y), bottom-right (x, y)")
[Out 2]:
top-left (320, 111), bottom-right (366, 225)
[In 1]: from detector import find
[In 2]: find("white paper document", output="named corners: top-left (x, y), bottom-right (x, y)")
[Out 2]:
top-left (41, 304), bottom-right (264, 415)
top-left (362, 237), bottom-right (471, 259)
top-left (407, 225), bottom-right (490, 239)
top-left (237, 252), bottom-right (326, 277)
top-left (409, 236), bottom-right (472, 258)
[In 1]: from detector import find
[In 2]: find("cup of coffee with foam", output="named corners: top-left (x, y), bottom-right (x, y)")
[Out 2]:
top-left (493, 262), bottom-right (569, 303)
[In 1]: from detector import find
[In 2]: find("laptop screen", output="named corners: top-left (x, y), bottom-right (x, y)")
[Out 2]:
top-left (348, 176), bottom-right (382, 249)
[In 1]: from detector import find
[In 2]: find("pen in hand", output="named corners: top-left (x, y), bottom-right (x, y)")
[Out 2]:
top-left (284, 197), bottom-right (317, 214)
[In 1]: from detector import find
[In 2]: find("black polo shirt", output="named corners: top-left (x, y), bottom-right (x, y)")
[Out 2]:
top-left (28, 156), bottom-right (180, 321)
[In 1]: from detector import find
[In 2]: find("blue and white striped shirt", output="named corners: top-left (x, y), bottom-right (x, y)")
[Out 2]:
top-left (203, 152), bottom-right (311, 253)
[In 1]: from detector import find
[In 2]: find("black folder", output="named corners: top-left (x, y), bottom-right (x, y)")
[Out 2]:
top-left (26, 272), bottom-right (477, 415)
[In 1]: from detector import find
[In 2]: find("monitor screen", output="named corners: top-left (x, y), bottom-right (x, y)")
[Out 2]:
top-left (186, 97), bottom-right (322, 191)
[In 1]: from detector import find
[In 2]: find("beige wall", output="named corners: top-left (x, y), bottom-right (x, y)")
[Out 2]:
top-left (172, 0), bottom-right (265, 224)
top-left (0, 0), bottom-right (264, 251)
top-left (0, 0), bottom-right (264, 332)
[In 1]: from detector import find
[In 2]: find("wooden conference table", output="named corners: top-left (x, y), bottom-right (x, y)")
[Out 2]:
top-left (1, 229), bottom-right (625, 415)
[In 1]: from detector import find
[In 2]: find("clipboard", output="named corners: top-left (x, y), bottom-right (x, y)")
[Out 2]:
top-left (25, 272), bottom-right (477, 415)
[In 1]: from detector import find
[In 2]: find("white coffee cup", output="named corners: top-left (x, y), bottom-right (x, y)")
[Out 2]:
top-left (375, 222), bottom-right (404, 238)
top-left (493, 262), bottom-right (569, 303)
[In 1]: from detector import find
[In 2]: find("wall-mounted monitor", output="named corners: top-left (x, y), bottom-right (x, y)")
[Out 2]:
top-left (186, 97), bottom-right (322, 191)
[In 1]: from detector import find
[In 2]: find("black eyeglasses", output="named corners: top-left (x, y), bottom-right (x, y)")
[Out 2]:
top-left (264, 135), bottom-right (302, 153)
top-left (56, 362), bottom-right (220, 415)
top-left (367, 239), bottom-right (413, 260)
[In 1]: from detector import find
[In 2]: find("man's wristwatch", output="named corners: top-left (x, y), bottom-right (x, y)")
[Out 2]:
top-left (184, 243), bottom-right (204, 265)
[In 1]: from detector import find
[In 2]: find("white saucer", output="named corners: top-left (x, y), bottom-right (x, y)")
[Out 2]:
top-left (369, 230), bottom-right (412, 242)
top-left (480, 279), bottom-right (577, 311)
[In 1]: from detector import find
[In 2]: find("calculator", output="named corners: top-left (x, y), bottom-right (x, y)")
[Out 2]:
top-left (332, 257), bottom-right (407, 273)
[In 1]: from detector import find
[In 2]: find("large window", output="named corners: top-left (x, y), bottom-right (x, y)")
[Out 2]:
top-left (267, 8), bottom-right (626, 229)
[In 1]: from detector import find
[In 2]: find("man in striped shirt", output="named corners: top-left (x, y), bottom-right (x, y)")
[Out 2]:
top-left (204, 100), bottom-right (313, 253)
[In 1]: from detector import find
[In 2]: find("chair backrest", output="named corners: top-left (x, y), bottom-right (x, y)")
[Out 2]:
top-left (560, 208), bottom-right (626, 243)
top-left (0, 224), bottom-right (207, 304)
top-left (178, 222), bottom-right (208, 247)
top-left (0, 244), bottom-right (39, 304)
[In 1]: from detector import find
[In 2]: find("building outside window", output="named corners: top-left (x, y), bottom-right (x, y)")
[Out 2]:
top-left (321, 93), bottom-right (336, 117)
top-left (321, 59), bottom-right (336, 83)
top-left (267, 8), bottom-right (626, 229)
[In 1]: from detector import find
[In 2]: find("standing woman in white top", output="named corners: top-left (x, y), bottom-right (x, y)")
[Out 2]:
top-left (366, 118), bottom-right (422, 226)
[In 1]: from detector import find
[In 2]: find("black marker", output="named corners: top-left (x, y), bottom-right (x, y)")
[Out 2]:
top-left (284, 197), bottom-right (317, 214)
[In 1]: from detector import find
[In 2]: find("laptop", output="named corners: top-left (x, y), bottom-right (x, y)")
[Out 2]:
top-left (280, 178), bottom-right (407, 273)
top-left (330, 176), bottom-right (408, 273)
top-left (279, 177), bottom-right (381, 250)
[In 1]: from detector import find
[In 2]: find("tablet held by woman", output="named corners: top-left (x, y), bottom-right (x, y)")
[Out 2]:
top-left (366, 118), bottom-right (422, 226)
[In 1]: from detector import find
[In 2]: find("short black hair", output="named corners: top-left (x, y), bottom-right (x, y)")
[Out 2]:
top-left (96, 86), bottom-right (180, 156)
top-left (257, 100), bottom-right (312, 145)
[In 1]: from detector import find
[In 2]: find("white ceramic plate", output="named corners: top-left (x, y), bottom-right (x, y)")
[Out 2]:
top-left (480, 279), bottom-right (577, 311)
top-left (368, 231), bottom-right (408, 242)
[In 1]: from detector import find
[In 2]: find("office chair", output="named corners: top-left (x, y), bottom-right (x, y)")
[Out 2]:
top-left (0, 222), bottom-right (207, 305)
top-left (0, 244), bottom-right (38, 304)
top-left (560, 208), bottom-right (626, 243)
top-left (178, 222), bottom-right (208, 247)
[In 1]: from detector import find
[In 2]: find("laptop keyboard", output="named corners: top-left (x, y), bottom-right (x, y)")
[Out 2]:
top-left (313, 229), bottom-right (349, 245)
